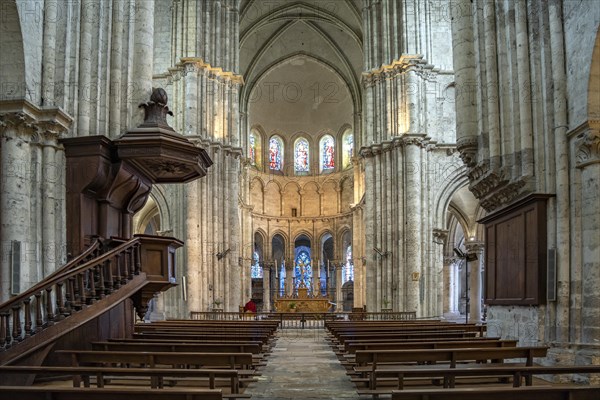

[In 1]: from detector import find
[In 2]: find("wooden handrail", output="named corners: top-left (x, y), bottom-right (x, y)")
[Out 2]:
top-left (0, 238), bottom-right (142, 351)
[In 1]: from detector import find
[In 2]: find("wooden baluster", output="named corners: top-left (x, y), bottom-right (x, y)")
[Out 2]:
top-left (98, 263), bottom-right (106, 298)
top-left (66, 277), bottom-right (76, 312)
top-left (34, 292), bottom-right (43, 331)
top-left (123, 249), bottom-right (131, 282)
top-left (88, 266), bottom-right (97, 302)
top-left (71, 274), bottom-right (81, 309)
top-left (12, 304), bottom-right (22, 342)
top-left (45, 288), bottom-right (55, 324)
top-left (0, 311), bottom-right (9, 349)
top-left (78, 273), bottom-right (87, 305)
top-left (56, 281), bottom-right (66, 319)
top-left (134, 244), bottom-right (141, 275)
top-left (104, 259), bottom-right (113, 294)
top-left (23, 298), bottom-right (32, 337)
top-left (114, 254), bottom-right (122, 289)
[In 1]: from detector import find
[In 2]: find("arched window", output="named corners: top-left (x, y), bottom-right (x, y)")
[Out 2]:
top-left (342, 130), bottom-right (353, 169)
top-left (294, 138), bottom-right (310, 174)
top-left (249, 130), bottom-right (262, 168)
top-left (294, 247), bottom-right (312, 288)
top-left (320, 135), bottom-right (335, 172)
top-left (268, 136), bottom-right (283, 171)
top-left (343, 244), bottom-right (354, 283)
top-left (251, 251), bottom-right (263, 278)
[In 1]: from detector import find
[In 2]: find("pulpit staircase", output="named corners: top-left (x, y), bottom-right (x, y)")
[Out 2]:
top-left (0, 235), bottom-right (181, 368)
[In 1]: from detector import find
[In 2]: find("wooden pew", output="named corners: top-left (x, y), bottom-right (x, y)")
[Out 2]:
top-left (90, 342), bottom-right (265, 367)
top-left (0, 386), bottom-right (224, 400)
top-left (363, 364), bottom-right (600, 392)
top-left (390, 386), bottom-right (600, 400)
top-left (0, 365), bottom-right (249, 398)
top-left (339, 337), bottom-right (503, 354)
top-left (132, 333), bottom-right (273, 346)
top-left (335, 331), bottom-right (479, 346)
top-left (341, 340), bottom-right (519, 369)
top-left (56, 350), bottom-right (256, 371)
top-left (108, 338), bottom-right (271, 353)
top-left (345, 339), bottom-right (518, 354)
top-left (92, 341), bottom-right (263, 354)
top-left (352, 346), bottom-right (548, 393)
top-left (328, 324), bottom-right (486, 341)
top-left (354, 346), bottom-right (549, 371)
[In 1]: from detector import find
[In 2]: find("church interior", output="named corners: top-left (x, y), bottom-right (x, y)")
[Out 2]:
top-left (0, 0), bottom-right (599, 398)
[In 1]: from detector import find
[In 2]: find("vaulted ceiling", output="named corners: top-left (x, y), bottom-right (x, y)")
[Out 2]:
top-left (239, 0), bottom-right (363, 112)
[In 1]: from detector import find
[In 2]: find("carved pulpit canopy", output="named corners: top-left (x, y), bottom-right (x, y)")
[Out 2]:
top-left (115, 88), bottom-right (213, 183)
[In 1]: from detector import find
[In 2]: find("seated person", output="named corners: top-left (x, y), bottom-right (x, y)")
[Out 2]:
top-left (243, 298), bottom-right (257, 313)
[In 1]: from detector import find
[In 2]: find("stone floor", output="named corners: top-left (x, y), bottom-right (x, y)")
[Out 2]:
top-left (246, 329), bottom-right (372, 400)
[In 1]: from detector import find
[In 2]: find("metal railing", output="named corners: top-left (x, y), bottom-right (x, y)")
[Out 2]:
top-left (189, 311), bottom-right (417, 329)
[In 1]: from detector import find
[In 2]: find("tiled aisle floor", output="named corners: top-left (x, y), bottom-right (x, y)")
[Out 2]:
top-left (245, 329), bottom-right (371, 400)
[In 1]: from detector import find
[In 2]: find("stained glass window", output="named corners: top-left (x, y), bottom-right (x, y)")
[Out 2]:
top-left (343, 245), bottom-right (354, 283)
top-left (251, 251), bottom-right (263, 278)
top-left (320, 135), bottom-right (335, 171)
top-left (268, 136), bottom-right (283, 171)
top-left (249, 133), bottom-right (256, 166)
top-left (279, 264), bottom-right (286, 296)
top-left (342, 131), bottom-right (353, 169)
top-left (294, 138), bottom-right (309, 173)
top-left (294, 247), bottom-right (312, 288)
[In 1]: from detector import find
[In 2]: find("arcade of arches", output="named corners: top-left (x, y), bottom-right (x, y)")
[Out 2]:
top-left (1, 0), bottom-right (599, 367)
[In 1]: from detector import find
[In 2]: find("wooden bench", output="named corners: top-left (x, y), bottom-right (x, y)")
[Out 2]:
top-left (341, 340), bottom-right (519, 368)
top-left (92, 341), bottom-right (263, 355)
top-left (132, 333), bottom-right (273, 346)
top-left (109, 338), bottom-right (271, 353)
top-left (56, 350), bottom-right (256, 371)
top-left (0, 365), bottom-right (251, 399)
top-left (390, 385), bottom-right (600, 400)
top-left (355, 346), bottom-right (548, 370)
top-left (0, 386), bottom-right (224, 400)
top-left (329, 325), bottom-right (486, 341)
top-left (345, 339), bottom-right (518, 354)
top-left (91, 342), bottom-right (265, 367)
top-left (335, 331), bottom-right (479, 346)
top-left (357, 364), bottom-right (600, 394)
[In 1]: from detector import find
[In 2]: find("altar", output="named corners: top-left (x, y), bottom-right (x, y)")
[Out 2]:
top-left (274, 286), bottom-right (332, 313)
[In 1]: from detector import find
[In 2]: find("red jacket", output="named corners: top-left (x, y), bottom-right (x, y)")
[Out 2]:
top-left (244, 300), bottom-right (257, 312)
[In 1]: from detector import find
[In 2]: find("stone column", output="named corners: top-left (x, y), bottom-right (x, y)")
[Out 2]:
top-left (285, 259), bottom-right (294, 296)
top-left (262, 262), bottom-right (271, 312)
top-left (131, 0), bottom-right (154, 128)
top-left (575, 126), bottom-right (600, 342)
top-left (403, 137), bottom-right (424, 314)
top-left (335, 263), bottom-right (343, 312)
top-left (442, 257), bottom-right (458, 318)
top-left (0, 103), bottom-right (71, 301)
top-left (41, 134), bottom-right (59, 277)
top-left (313, 259), bottom-right (321, 296)
top-left (432, 229), bottom-right (448, 317)
top-left (466, 241), bottom-right (484, 323)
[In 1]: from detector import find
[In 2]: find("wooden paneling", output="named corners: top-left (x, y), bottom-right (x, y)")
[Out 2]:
top-left (479, 194), bottom-right (552, 305)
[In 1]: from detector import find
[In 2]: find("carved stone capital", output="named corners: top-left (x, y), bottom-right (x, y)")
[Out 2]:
top-left (443, 256), bottom-right (459, 265)
top-left (575, 125), bottom-right (600, 168)
top-left (401, 136), bottom-right (425, 147)
top-left (0, 100), bottom-right (72, 140)
top-left (465, 241), bottom-right (484, 253)
top-left (432, 229), bottom-right (449, 244)
top-left (456, 135), bottom-right (478, 168)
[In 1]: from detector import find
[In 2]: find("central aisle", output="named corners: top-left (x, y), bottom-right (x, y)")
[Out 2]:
top-left (246, 329), bottom-right (368, 399)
